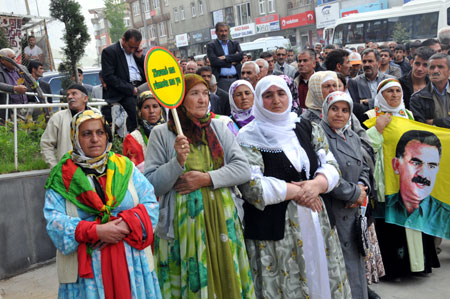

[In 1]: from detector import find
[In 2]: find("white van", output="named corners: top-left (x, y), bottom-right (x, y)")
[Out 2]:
top-left (240, 36), bottom-right (292, 59)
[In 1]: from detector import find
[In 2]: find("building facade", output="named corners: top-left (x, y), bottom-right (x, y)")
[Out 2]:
top-left (124, 0), bottom-right (405, 58)
top-left (89, 4), bottom-right (131, 65)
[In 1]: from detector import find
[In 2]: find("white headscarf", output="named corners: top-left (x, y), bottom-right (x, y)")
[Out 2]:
top-left (374, 78), bottom-right (408, 118)
top-left (237, 75), bottom-right (298, 152)
top-left (228, 79), bottom-right (255, 127)
top-left (322, 91), bottom-right (353, 140)
top-left (305, 71), bottom-right (338, 111)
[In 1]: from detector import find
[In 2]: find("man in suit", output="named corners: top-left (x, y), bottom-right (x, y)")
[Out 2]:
top-left (348, 48), bottom-right (394, 121)
top-left (206, 22), bottom-right (243, 92)
top-left (273, 47), bottom-right (296, 79)
top-left (101, 28), bottom-right (145, 132)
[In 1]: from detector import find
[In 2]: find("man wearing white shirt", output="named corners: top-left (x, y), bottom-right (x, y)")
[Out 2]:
top-left (101, 29), bottom-right (145, 132)
top-left (23, 36), bottom-right (43, 63)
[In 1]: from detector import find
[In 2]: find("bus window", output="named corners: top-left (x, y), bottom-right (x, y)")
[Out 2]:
top-left (387, 16), bottom-right (413, 41)
top-left (366, 19), bottom-right (387, 42)
top-left (345, 23), bottom-right (364, 44)
top-left (334, 24), bottom-right (344, 45)
top-left (413, 12), bottom-right (438, 39)
top-left (448, 7), bottom-right (450, 25)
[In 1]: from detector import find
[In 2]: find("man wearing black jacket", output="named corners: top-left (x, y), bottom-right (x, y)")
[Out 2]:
top-left (101, 29), bottom-right (145, 132)
top-left (206, 22), bottom-right (243, 92)
top-left (410, 53), bottom-right (450, 128)
top-left (399, 46), bottom-right (434, 109)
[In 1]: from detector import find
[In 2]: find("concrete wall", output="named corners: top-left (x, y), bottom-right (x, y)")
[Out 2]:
top-left (0, 169), bottom-right (55, 280)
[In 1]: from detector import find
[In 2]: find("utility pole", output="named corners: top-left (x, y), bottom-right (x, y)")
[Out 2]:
top-left (24, 0), bottom-right (31, 15)
top-left (141, 0), bottom-right (150, 50)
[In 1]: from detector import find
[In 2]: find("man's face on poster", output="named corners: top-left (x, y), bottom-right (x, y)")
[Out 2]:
top-left (393, 140), bottom-right (440, 210)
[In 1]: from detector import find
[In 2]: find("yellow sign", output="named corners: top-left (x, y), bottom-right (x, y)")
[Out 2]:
top-left (366, 116), bottom-right (450, 239)
top-left (144, 47), bottom-right (185, 108)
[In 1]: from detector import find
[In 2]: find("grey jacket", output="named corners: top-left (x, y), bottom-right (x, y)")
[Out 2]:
top-left (321, 121), bottom-right (370, 299)
top-left (348, 72), bottom-right (394, 108)
top-left (144, 119), bottom-right (251, 240)
top-left (274, 62), bottom-right (296, 79)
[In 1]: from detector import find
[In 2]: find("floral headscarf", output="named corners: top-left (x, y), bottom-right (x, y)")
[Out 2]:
top-left (228, 79), bottom-right (255, 128)
top-left (137, 91), bottom-right (166, 142)
top-left (70, 110), bottom-right (112, 174)
top-left (279, 74), bottom-right (300, 114)
top-left (168, 74), bottom-right (224, 170)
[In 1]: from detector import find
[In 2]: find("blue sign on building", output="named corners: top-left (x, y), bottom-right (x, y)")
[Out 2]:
top-left (340, 0), bottom-right (388, 17)
top-left (317, 0), bottom-right (337, 5)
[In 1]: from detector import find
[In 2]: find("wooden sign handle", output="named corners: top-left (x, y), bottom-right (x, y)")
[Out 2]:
top-left (171, 108), bottom-right (184, 136)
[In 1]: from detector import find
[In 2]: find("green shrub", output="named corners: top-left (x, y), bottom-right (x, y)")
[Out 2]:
top-left (0, 114), bottom-right (48, 174)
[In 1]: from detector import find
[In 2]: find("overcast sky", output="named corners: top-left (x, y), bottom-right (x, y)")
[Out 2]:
top-left (4, 0), bottom-right (107, 66)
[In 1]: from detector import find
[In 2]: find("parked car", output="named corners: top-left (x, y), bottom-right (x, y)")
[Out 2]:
top-left (41, 67), bottom-right (101, 101)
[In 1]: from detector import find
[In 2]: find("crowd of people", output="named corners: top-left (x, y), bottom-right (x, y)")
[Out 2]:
top-left (1, 23), bottom-right (449, 298)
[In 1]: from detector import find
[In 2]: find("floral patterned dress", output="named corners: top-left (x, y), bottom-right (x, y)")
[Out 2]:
top-left (239, 124), bottom-right (352, 299)
top-left (155, 144), bottom-right (255, 299)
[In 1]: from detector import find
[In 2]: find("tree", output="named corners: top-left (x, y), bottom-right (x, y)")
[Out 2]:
top-left (392, 23), bottom-right (410, 44)
top-left (50, 0), bottom-right (90, 83)
top-left (0, 28), bottom-right (10, 49)
top-left (104, 0), bottom-right (127, 43)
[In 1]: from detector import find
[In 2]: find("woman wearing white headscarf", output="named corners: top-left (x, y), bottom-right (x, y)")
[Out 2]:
top-left (364, 78), bottom-right (439, 280)
top-left (302, 71), bottom-right (339, 123)
top-left (237, 75), bottom-right (352, 299)
top-left (321, 91), bottom-right (371, 299)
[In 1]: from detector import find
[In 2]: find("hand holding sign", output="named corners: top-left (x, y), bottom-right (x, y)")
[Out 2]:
top-left (144, 47), bottom-right (185, 135)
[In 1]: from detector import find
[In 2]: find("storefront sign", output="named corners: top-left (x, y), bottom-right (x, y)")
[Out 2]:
top-left (189, 28), bottom-right (211, 44)
top-left (230, 23), bottom-right (256, 39)
top-left (255, 13), bottom-right (280, 34)
top-left (175, 33), bottom-right (189, 47)
top-left (280, 11), bottom-right (315, 30)
top-left (315, 2), bottom-right (340, 29)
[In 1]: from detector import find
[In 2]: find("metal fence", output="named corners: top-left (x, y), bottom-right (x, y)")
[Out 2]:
top-left (0, 90), bottom-right (109, 171)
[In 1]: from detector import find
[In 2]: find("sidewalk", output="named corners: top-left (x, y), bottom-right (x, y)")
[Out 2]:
top-left (1, 240), bottom-right (449, 298)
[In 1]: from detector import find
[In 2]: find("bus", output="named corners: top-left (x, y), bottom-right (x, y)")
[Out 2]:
top-left (239, 36), bottom-right (291, 59)
top-left (324, 0), bottom-right (450, 47)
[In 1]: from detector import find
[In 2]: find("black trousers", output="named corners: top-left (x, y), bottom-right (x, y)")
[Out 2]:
top-left (119, 95), bottom-right (138, 132)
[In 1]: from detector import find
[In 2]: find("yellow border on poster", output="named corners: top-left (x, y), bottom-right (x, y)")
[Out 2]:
top-left (144, 47), bottom-right (185, 108)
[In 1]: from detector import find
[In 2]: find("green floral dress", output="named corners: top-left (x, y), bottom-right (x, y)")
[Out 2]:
top-left (155, 144), bottom-right (255, 299)
top-left (239, 124), bottom-right (352, 299)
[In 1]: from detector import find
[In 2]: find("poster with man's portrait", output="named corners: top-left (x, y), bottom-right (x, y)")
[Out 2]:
top-left (368, 117), bottom-right (450, 239)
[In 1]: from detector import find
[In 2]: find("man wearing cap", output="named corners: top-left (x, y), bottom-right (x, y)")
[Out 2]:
top-left (101, 28), bottom-right (145, 132)
top-left (349, 52), bottom-right (362, 78)
top-left (40, 84), bottom-right (100, 168)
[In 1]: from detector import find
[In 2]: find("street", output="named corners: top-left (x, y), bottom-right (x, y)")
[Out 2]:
top-left (0, 239), bottom-right (449, 298)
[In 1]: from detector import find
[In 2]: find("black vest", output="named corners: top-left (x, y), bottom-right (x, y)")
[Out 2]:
top-left (243, 119), bottom-right (319, 241)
